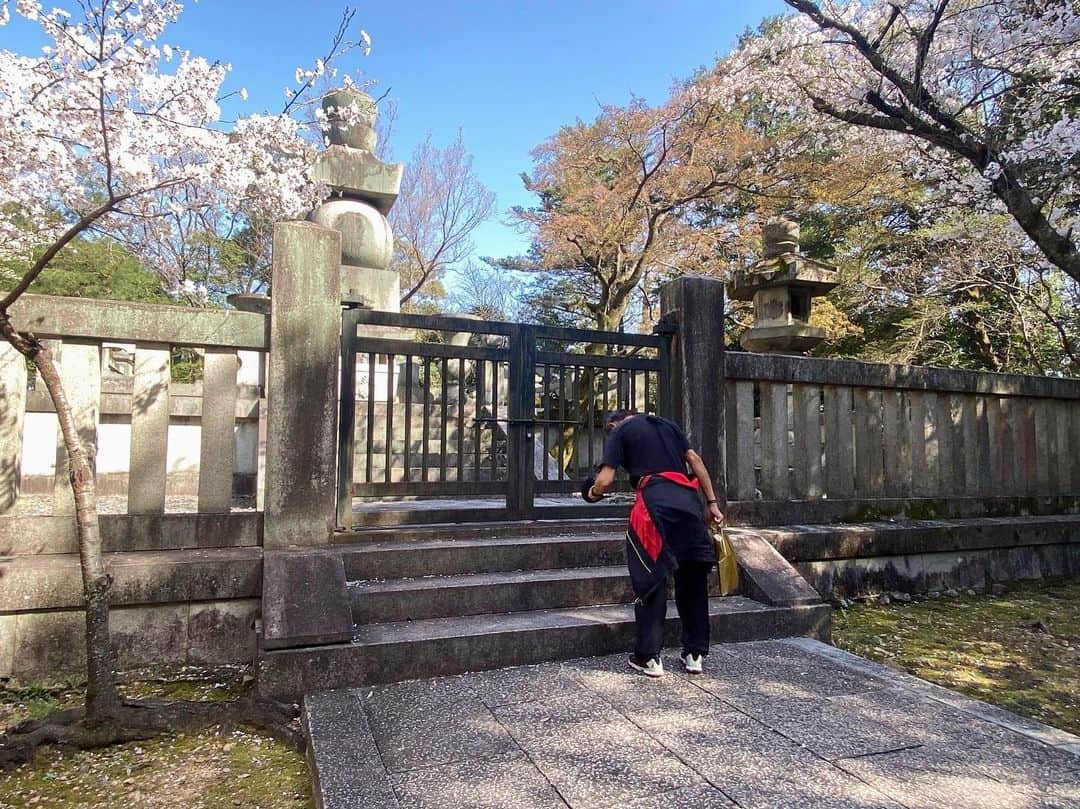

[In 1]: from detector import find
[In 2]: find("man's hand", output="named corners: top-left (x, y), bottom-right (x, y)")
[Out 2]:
top-left (708, 503), bottom-right (725, 525)
top-left (580, 476), bottom-right (603, 503)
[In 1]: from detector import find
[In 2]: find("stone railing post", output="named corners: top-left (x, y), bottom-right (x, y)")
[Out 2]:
top-left (659, 275), bottom-right (727, 510)
top-left (263, 221), bottom-right (342, 548)
top-left (0, 342), bottom-right (27, 512)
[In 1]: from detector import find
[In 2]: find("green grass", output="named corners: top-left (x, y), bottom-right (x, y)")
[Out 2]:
top-left (0, 667), bottom-right (314, 809)
top-left (833, 579), bottom-right (1080, 735)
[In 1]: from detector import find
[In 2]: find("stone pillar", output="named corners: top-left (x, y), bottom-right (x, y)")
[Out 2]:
top-left (660, 275), bottom-right (727, 509)
top-left (308, 87), bottom-right (404, 310)
top-left (263, 221), bottom-right (342, 548)
top-left (0, 343), bottom-right (27, 512)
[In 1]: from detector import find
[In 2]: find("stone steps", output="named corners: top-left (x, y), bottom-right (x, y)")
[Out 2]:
top-left (349, 565), bottom-right (633, 623)
top-left (339, 530), bottom-right (626, 580)
top-left (258, 520), bottom-right (828, 698)
top-left (257, 596), bottom-right (831, 695)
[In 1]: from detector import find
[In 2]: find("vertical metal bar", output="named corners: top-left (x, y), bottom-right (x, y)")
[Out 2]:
top-left (474, 358), bottom-right (484, 481)
top-left (507, 324), bottom-right (537, 517)
top-left (586, 365), bottom-right (595, 474)
top-left (457, 357), bottom-right (466, 486)
top-left (558, 364), bottom-right (567, 481)
top-left (542, 362), bottom-right (552, 481)
top-left (440, 356), bottom-right (449, 481)
top-left (490, 360), bottom-right (499, 481)
top-left (336, 309), bottom-right (358, 528)
top-left (365, 352), bottom-right (375, 484)
top-left (421, 358), bottom-right (430, 481)
top-left (403, 355), bottom-right (413, 483)
top-left (384, 354), bottom-right (394, 484)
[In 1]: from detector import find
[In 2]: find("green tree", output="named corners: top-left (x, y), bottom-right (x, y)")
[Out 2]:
top-left (2, 236), bottom-right (169, 303)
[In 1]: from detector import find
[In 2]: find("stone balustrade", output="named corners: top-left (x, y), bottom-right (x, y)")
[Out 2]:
top-left (724, 352), bottom-right (1080, 505)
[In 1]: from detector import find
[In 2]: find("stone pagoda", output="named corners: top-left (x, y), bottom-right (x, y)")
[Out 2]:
top-left (308, 86), bottom-right (404, 310)
top-left (727, 218), bottom-right (838, 353)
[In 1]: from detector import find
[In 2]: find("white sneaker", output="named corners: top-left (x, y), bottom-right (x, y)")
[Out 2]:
top-left (680, 652), bottom-right (704, 674)
top-left (628, 655), bottom-right (664, 678)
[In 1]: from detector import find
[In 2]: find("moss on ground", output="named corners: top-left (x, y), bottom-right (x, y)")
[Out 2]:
top-left (0, 726), bottom-right (312, 808)
top-left (0, 668), bottom-right (313, 808)
top-left (833, 579), bottom-right (1080, 735)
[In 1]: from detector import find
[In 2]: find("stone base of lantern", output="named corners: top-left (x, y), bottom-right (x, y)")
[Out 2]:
top-left (741, 324), bottom-right (826, 354)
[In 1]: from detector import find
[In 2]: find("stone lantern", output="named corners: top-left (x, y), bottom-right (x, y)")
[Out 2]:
top-left (308, 86), bottom-right (405, 310)
top-left (727, 218), bottom-right (838, 353)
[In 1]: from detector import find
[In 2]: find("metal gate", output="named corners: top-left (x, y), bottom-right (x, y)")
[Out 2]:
top-left (336, 309), bottom-right (670, 528)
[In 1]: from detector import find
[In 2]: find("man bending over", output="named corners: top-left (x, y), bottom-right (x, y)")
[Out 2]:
top-left (583, 411), bottom-right (724, 677)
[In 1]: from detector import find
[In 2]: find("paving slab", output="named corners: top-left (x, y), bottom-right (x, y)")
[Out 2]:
top-left (305, 638), bottom-right (1080, 808)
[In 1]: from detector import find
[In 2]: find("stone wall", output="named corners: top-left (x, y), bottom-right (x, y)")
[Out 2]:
top-left (0, 513), bottom-right (263, 677)
top-left (754, 515), bottom-right (1080, 599)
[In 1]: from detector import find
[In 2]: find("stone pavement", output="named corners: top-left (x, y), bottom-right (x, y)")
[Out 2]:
top-left (304, 638), bottom-right (1080, 809)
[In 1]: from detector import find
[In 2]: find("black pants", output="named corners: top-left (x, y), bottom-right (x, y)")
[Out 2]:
top-left (634, 561), bottom-right (711, 659)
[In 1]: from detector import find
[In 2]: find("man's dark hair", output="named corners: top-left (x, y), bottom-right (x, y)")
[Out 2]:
top-left (605, 410), bottom-right (637, 431)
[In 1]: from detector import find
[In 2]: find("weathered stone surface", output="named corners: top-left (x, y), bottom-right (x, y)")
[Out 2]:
top-left (726, 530), bottom-right (821, 606)
top-left (0, 548), bottom-right (262, 611)
top-left (52, 339), bottom-right (99, 515)
top-left (264, 221), bottom-right (341, 548)
top-left (0, 341), bottom-right (27, 513)
top-left (305, 638), bottom-right (1079, 809)
top-left (755, 515), bottom-right (1080, 598)
top-left (340, 264), bottom-right (399, 311)
top-left (0, 614), bottom-right (15, 678)
top-left (726, 494), bottom-right (1080, 525)
top-left (308, 146), bottom-right (403, 214)
top-left (187, 598), bottom-right (258, 665)
top-left (660, 276), bottom-right (726, 508)
top-left (262, 549), bottom-right (351, 649)
top-left (258, 597), bottom-right (832, 698)
top-left (741, 324), bottom-right (827, 353)
top-left (13, 610), bottom-right (85, 677)
top-left (111, 603), bottom-right (188, 668)
top-left (390, 751), bottom-right (568, 809)
top-left (127, 343), bottom-right (170, 514)
top-left (758, 381), bottom-right (789, 500)
top-left (309, 198), bottom-right (393, 269)
top-left (362, 677), bottom-right (515, 773)
top-left (9, 293), bottom-right (268, 349)
top-left (197, 347), bottom-right (238, 513)
top-left (725, 350), bottom-right (1080, 399)
top-left (304, 689), bottom-right (399, 809)
top-left (461, 661), bottom-right (587, 709)
top-left (320, 88), bottom-right (378, 151)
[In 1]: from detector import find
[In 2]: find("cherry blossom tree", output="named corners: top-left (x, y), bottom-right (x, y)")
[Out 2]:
top-left (390, 131), bottom-right (495, 310)
top-left (725, 0), bottom-right (1080, 285)
top-left (0, 0), bottom-right (363, 731)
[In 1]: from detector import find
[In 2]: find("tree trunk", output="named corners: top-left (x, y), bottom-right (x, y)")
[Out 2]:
top-left (0, 321), bottom-right (121, 723)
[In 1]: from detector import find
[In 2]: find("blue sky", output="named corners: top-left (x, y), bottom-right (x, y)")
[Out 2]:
top-left (3, 0), bottom-right (788, 263)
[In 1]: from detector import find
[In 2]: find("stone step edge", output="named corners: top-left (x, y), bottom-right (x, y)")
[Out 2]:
top-left (351, 595), bottom-right (769, 645)
top-left (258, 598), bottom-right (831, 697)
top-left (335, 518), bottom-right (627, 544)
top-left (341, 531), bottom-right (625, 555)
top-left (348, 565), bottom-right (631, 594)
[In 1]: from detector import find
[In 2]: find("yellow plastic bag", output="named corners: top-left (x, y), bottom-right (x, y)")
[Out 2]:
top-left (712, 525), bottom-right (740, 596)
